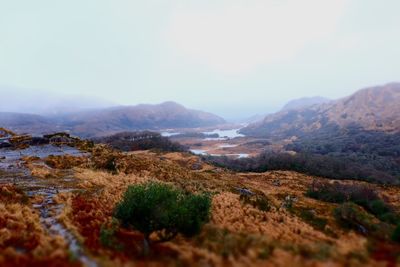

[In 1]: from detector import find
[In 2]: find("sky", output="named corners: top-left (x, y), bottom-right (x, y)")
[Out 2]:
top-left (0, 0), bottom-right (399, 120)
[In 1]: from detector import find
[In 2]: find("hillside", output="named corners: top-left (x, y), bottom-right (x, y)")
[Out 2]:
top-left (281, 96), bottom-right (330, 111)
top-left (239, 83), bottom-right (400, 184)
top-left (0, 102), bottom-right (225, 137)
top-left (241, 83), bottom-right (400, 138)
top-left (1, 131), bottom-right (400, 266)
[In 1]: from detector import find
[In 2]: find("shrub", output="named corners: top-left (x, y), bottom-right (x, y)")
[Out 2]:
top-left (334, 202), bottom-right (377, 234)
top-left (203, 145), bottom-right (400, 185)
top-left (100, 220), bottom-right (123, 250)
top-left (306, 181), bottom-right (378, 204)
top-left (114, 182), bottom-right (211, 253)
top-left (93, 131), bottom-right (187, 152)
top-left (392, 225), bottom-right (400, 243)
top-left (307, 181), bottom-right (400, 225)
top-left (239, 191), bottom-right (272, 212)
top-left (298, 208), bottom-right (328, 232)
top-left (104, 156), bottom-right (118, 173)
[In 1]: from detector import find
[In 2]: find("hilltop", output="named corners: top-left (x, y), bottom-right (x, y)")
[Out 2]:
top-left (281, 96), bottom-right (331, 112)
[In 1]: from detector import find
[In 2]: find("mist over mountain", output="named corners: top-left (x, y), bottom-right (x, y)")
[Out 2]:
top-left (242, 83), bottom-right (400, 138)
top-left (0, 85), bottom-right (115, 115)
top-left (281, 96), bottom-right (331, 111)
top-left (0, 101), bottom-right (225, 136)
top-left (59, 101), bottom-right (225, 137)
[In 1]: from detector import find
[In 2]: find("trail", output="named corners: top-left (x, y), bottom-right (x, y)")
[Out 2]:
top-left (0, 144), bottom-right (97, 267)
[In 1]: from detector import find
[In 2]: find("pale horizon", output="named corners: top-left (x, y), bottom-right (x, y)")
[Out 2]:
top-left (1, 0), bottom-right (400, 120)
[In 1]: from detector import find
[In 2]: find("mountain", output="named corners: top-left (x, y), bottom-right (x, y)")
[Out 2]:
top-left (241, 83), bottom-right (400, 138)
top-left (0, 112), bottom-right (58, 134)
top-left (281, 96), bottom-right (330, 111)
top-left (0, 102), bottom-right (225, 137)
top-left (240, 83), bottom-right (400, 184)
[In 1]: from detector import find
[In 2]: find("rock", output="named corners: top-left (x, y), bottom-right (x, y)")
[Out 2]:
top-left (191, 161), bottom-right (203, 170)
top-left (0, 141), bottom-right (12, 149)
top-left (43, 132), bottom-right (71, 139)
top-left (235, 187), bottom-right (255, 196)
top-left (29, 137), bottom-right (50, 146)
top-left (272, 179), bottom-right (281, 186)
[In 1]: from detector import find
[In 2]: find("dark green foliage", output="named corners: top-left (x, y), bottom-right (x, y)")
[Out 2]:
top-left (203, 150), bottom-right (397, 185)
top-left (239, 192), bottom-right (271, 212)
top-left (100, 220), bottom-right (123, 250)
top-left (368, 200), bottom-right (400, 225)
top-left (93, 131), bottom-right (188, 152)
top-left (242, 116), bottom-right (400, 183)
top-left (334, 202), bottom-right (377, 234)
top-left (105, 156), bottom-right (118, 173)
top-left (392, 225), bottom-right (400, 243)
top-left (307, 181), bottom-right (400, 225)
top-left (254, 195), bottom-right (272, 212)
top-left (306, 181), bottom-right (378, 203)
top-left (171, 132), bottom-right (219, 139)
top-left (114, 182), bottom-right (211, 244)
top-left (286, 127), bottom-right (400, 184)
top-left (298, 209), bottom-right (328, 232)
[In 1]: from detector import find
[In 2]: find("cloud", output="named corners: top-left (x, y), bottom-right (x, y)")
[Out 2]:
top-left (165, 0), bottom-right (347, 75)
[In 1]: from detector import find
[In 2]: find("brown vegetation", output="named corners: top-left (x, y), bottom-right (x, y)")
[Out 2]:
top-left (0, 185), bottom-right (79, 267)
top-left (2, 133), bottom-right (400, 266)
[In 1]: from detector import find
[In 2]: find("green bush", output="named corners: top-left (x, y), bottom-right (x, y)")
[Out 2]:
top-left (307, 181), bottom-right (400, 225)
top-left (114, 182), bottom-right (211, 252)
top-left (240, 193), bottom-right (271, 212)
top-left (392, 225), bottom-right (400, 243)
top-left (333, 202), bottom-right (377, 234)
top-left (298, 209), bottom-right (327, 232)
top-left (100, 220), bottom-right (123, 250)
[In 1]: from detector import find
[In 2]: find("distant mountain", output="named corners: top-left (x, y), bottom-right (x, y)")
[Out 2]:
top-left (61, 101), bottom-right (225, 137)
top-left (241, 83), bottom-right (400, 138)
top-left (0, 102), bottom-right (225, 137)
top-left (281, 96), bottom-right (330, 111)
top-left (241, 83), bottom-right (400, 184)
top-left (0, 112), bottom-right (57, 134)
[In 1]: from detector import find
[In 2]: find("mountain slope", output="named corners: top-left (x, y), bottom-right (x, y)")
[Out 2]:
top-left (281, 96), bottom-right (330, 111)
top-left (0, 112), bottom-right (58, 134)
top-left (0, 102), bottom-right (225, 137)
top-left (241, 83), bottom-right (400, 138)
top-left (240, 83), bottom-right (400, 184)
top-left (61, 101), bottom-right (225, 136)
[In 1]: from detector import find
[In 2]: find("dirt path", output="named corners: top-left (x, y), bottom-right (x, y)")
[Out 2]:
top-left (0, 144), bottom-right (97, 267)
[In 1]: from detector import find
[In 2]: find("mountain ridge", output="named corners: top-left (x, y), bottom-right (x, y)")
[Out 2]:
top-left (241, 82), bottom-right (400, 138)
top-left (0, 101), bottom-right (225, 137)
top-left (281, 96), bottom-right (331, 111)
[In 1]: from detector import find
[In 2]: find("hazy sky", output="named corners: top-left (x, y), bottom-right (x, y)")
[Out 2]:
top-left (0, 0), bottom-right (399, 120)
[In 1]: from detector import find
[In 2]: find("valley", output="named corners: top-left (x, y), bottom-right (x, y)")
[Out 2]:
top-left (1, 83), bottom-right (400, 267)
top-left (2, 2), bottom-right (399, 265)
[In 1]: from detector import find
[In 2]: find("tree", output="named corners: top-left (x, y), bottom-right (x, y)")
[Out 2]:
top-left (114, 182), bottom-right (211, 254)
